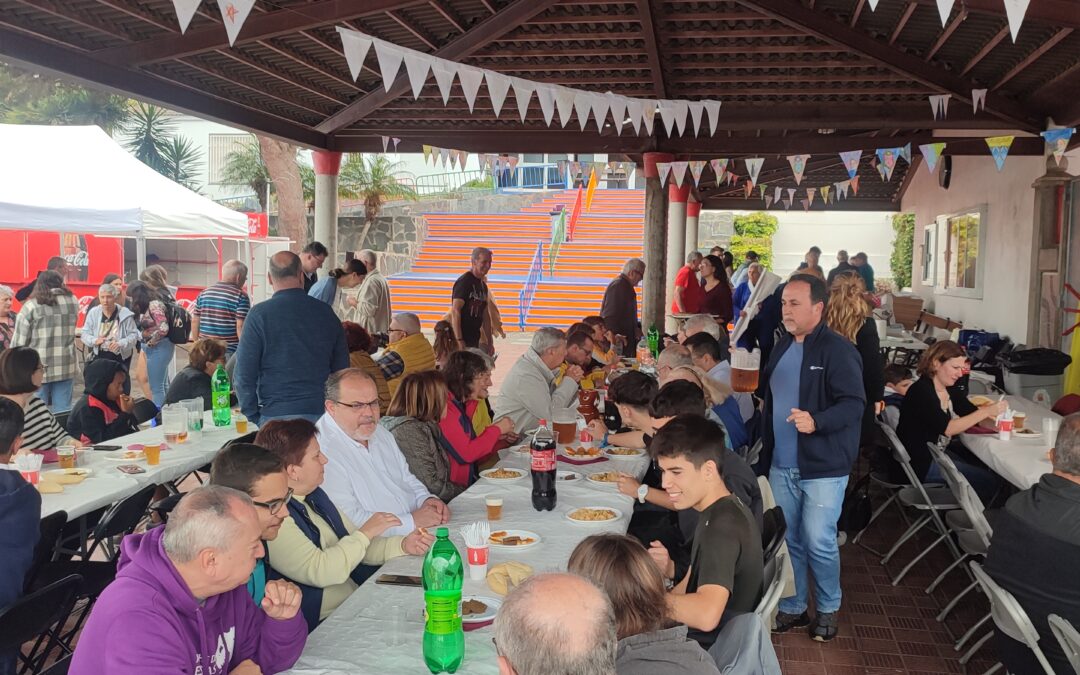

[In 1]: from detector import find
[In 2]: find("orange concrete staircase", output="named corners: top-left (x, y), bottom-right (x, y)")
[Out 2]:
top-left (388, 189), bottom-right (644, 330)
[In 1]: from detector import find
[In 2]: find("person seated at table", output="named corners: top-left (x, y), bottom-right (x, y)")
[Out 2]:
top-left (254, 419), bottom-right (434, 630)
top-left (984, 412), bottom-right (1080, 675)
top-left (583, 315), bottom-right (620, 366)
top-left (568, 534), bottom-right (721, 675)
top-left (896, 340), bottom-right (1006, 502)
top-left (381, 370), bottom-right (466, 503)
top-left (587, 370), bottom-right (658, 450)
top-left (0, 346), bottom-right (81, 451)
top-left (556, 329), bottom-right (606, 391)
top-left (377, 312), bottom-right (437, 401)
top-left (678, 314), bottom-right (722, 345)
top-left (646, 415), bottom-right (764, 649)
top-left (685, 332), bottom-right (754, 424)
top-left (440, 350), bottom-right (516, 485)
top-left (164, 338), bottom-right (229, 411)
top-left (881, 364), bottom-right (913, 430)
top-left (495, 328), bottom-right (581, 433)
top-left (66, 359), bottom-right (139, 445)
top-left (342, 321), bottom-right (390, 414)
top-left (664, 365), bottom-right (747, 453)
top-left (318, 368), bottom-right (451, 537)
top-left (209, 442), bottom-right (292, 606)
top-left (70, 485), bottom-right (307, 674)
top-left (0, 397), bottom-right (40, 668)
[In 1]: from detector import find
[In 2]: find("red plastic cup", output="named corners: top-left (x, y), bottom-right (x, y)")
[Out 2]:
top-left (467, 545), bottom-right (489, 581)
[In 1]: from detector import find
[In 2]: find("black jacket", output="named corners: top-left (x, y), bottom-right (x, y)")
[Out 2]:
top-left (67, 359), bottom-right (139, 444)
top-left (760, 321), bottom-right (866, 479)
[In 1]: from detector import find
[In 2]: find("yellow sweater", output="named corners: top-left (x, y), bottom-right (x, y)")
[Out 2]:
top-left (554, 362), bottom-right (606, 390)
top-left (384, 332), bottom-right (437, 400)
top-left (267, 495), bottom-right (406, 621)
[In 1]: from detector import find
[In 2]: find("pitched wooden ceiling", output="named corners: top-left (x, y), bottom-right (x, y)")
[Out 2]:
top-left (0, 0), bottom-right (1076, 209)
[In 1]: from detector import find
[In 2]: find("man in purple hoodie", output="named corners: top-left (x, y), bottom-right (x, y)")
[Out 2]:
top-left (71, 485), bottom-right (307, 675)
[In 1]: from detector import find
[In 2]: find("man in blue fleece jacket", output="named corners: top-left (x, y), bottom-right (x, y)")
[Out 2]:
top-left (759, 274), bottom-right (864, 643)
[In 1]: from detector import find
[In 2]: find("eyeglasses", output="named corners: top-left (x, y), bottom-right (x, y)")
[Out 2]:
top-left (252, 487), bottom-right (294, 515)
top-left (388, 328), bottom-right (404, 335)
top-left (36, 363), bottom-right (47, 373)
top-left (332, 399), bottom-right (381, 412)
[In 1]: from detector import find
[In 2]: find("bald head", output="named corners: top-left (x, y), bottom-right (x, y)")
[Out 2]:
top-left (269, 251), bottom-right (303, 289)
top-left (494, 573), bottom-right (616, 675)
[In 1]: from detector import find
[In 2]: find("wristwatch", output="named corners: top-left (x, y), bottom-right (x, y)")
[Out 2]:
top-left (637, 484), bottom-right (649, 504)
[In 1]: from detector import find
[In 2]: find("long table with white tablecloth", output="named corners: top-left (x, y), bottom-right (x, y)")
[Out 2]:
top-left (961, 395), bottom-right (1058, 490)
top-left (283, 445), bottom-right (650, 675)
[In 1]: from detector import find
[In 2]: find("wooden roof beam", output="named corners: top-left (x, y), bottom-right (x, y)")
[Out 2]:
top-left (849, 0), bottom-right (866, 28)
top-left (178, 56), bottom-right (333, 117)
top-left (90, 0), bottom-right (176, 32)
top-left (316, 0), bottom-right (565, 134)
top-left (992, 28), bottom-right (1073, 91)
top-left (15, 0), bottom-right (127, 41)
top-left (734, 0), bottom-right (1041, 131)
top-left (428, 0), bottom-right (466, 34)
top-left (908, 0), bottom-right (1080, 30)
top-left (889, 2), bottom-right (917, 44)
top-left (895, 153), bottom-right (922, 204)
top-left (214, 49), bottom-right (348, 105)
top-left (924, 9), bottom-right (968, 62)
top-left (636, 0), bottom-right (668, 99)
top-left (961, 25), bottom-right (1008, 76)
top-left (256, 39), bottom-right (366, 93)
top-left (387, 10), bottom-right (438, 51)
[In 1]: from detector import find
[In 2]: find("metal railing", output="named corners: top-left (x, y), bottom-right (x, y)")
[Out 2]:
top-left (496, 163), bottom-right (565, 192)
top-left (566, 187), bottom-right (584, 242)
top-left (518, 241), bottom-right (544, 330)
top-left (414, 169), bottom-right (494, 197)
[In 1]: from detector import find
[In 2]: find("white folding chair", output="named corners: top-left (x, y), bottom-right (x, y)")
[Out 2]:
top-left (1048, 614), bottom-right (1080, 675)
top-left (877, 424), bottom-right (963, 585)
top-left (970, 562), bottom-right (1056, 675)
top-left (754, 551), bottom-right (785, 628)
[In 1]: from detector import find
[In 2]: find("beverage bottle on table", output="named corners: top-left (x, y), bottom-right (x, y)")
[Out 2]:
top-left (647, 324), bottom-right (660, 359)
top-left (531, 418), bottom-right (557, 511)
top-left (211, 365), bottom-right (231, 427)
top-left (636, 336), bottom-right (650, 364)
top-left (422, 527), bottom-right (464, 674)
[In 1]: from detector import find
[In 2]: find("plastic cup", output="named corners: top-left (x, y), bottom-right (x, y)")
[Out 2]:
top-left (485, 496), bottom-right (503, 521)
top-left (234, 413), bottom-right (248, 434)
top-left (144, 443), bottom-right (162, 466)
top-left (1013, 412), bottom-right (1026, 431)
top-left (164, 431), bottom-right (180, 444)
top-left (57, 446), bottom-right (77, 470)
top-left (14, 453), bottom-right (43, 485)
top-left (466, 545), bottom-right (489, 581)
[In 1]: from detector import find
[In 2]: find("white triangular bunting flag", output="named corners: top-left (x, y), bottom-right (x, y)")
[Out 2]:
top-left (218, 0), bottom-right (255, 46)
top-left (673, 100), bottom-right (690, 137)
top-left (381, 136), bottom-right (389, 153)
top-left (485, 72), bottom-right (511, 118)
top-left (337, 28), bottom-right (373, 82)
top-left (774, 186), bottom-right (782, 204)
top-left (511, 78), bottom-right (536, 124)
top-left (439, 147), bottom-right (450, 168)
top-left (688, 160), bottom-right (706, 186)
top-left (935, 0), bottom-right (955, 26)
top-left (625, 98), bottom-right (644, 135)
top-left (671, 161), bottom-right (689, 188)
top-left (687, 102), bottom-right (705, 137)
top-left (703, 100), bottom-right (722, 136)
top-left (507, 156), bottom-right (519, 171)
top-left (373, 41), bottom-right (405, 93)
top-left (658, 101), bottom-right (679, 137)
top-left (727, 171), bottom-right (735, 186)
top-left (449, 151), bottom-right (458, 170)
top-left (1003, 0), bottom-right (1030, 41)
top-left (929, 94), bottom-right (950, 120)
top-left (838, 180), bottom-right (850, 199)
top-left (392, 138), bottom-right (401, 152)
top-left (868, 0), bottom-right (880, 9)
top-left (783, 197), bottom-right (792, 210)
top-left (807, 188), bottom-right (817, 206)
top-left (403, 52), bottom-right (432, 99)
top-left (656, 162), bottom-right (672, 187)
top-left (607, 94), bottom-right (628, 136)
top-left (554, 87), bottom-right (576, 128)
top-left (786, 188), bottom-right (796, 204)
top-left (802, 199), bottom-right (810, 212)
top-left (590, 94), bottom-right (610, 133)
top-left (457, 66), bottom-right (484, 112)
top-left (765, 195), bottom-right (774, 208)
top-left (431, 59), bottom-right (458, 104)
top-left (745, 157), bottom-right (764, 186)
top-left (535, 84), bottom-right (557, 126)
top-left (171, 0), bottom-right (201, 33)
top-left (642, 104), bottom-right (657, 136)
top-left (573, 92), bottom-right (593, 132)
top-left (972, 88), bottom-right (987, 113)
top-left (787, 154), bottom-right (810, 185)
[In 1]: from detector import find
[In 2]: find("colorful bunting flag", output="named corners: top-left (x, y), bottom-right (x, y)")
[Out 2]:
top-left (839, 150), bottom-right (861, 179)
top-left (392, 138), bottom-right (401, 152)
top-left (801, 199), bottom-right (810, 212)
top-left (900, 143), bottom-right (912, 164)
top-left (710, 159), bottom-right (728, 187)
top-left (787, 154), bottom-right (810, 185)
top-left (1041, 128), bottom-right (1075, 165)
top-left (807, 188), bottom-right (817, 206)
top-left (821, 185), bottom-right (831, 204)
top-left (851, 176), bottom-right (860, 195)
top-left (688, 161), bottom-right (706, 187)
top-left (919, 143), bottom-right (946, 175)
top-left (744, 181), bottom-right (753, 199)
top-left (744, 157), bottom-right (764, 186)
top-left (876, 148), bottom-right (899, 181)
top-left (986, 135), bottom-right (1015, 171)
top-left (759, 184), bottom-right (767, 200)
top-left (423, 145), bottom-right (432, 164)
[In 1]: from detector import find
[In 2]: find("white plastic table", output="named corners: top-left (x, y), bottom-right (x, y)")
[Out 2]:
top-left (283, 445), bottom-right (650, 675)
top-left (961, 395), bottom-right (1058, 490)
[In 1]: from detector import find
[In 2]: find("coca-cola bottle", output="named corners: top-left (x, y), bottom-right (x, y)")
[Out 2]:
top-left (530, 419), bottom-right (557, 511)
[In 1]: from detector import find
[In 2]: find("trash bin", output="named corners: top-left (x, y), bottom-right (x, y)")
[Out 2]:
top-left (1001, 348), bottom-right (1072, 403)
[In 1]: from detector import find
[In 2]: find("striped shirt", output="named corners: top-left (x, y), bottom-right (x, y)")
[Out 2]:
top-left (193, 282), bottom-right (250, 347)
top-left (20, 395), bottom-right (76, 451)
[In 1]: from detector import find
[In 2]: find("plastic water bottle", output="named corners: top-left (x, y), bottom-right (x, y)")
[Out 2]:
top-left (422, 527), bottom-right (464, 673)
top-left (211, 365), bottom-right (231, 427)
top-left (530, 419), bottom-right (557, 511)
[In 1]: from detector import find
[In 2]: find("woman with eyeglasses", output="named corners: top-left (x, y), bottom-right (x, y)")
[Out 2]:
top-left (66, 358), bottom-right (138, 444)
top-left (0, 347), bottom-right (82, 451)
top-left (341, 322), bottom-right (390, 414)
top-left (255, 418), bottom-right (434, 631)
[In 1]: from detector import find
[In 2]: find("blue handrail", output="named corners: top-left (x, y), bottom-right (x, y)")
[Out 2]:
top-left (518, 241), bottom-right (544, 330)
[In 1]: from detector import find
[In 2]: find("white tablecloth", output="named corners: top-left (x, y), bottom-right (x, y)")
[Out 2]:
top-left (961, 396), bottom-right (1058, 490)
top-left (284, 446), bottom-right (650, 675)
top-left (38, 411), bottom-right (254, 521)
top-left (881, 335), bottom-right (928, 351)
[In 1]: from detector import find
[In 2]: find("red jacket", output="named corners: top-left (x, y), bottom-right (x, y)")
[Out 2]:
top-left (439, 392), bottom-right (502, 485)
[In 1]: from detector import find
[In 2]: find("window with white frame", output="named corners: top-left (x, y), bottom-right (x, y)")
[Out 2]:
top-left (921, 223), bottom-right (936, 285)
top-left (934, 206), bottom-right (987, 298)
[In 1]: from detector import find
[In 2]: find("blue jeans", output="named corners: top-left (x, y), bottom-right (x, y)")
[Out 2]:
top-left (36, 379), bottom-right (73, 413)
top-left (770, 466), bottom-right (848, 615)
top-left (925, 453), bottom-right (1001, 505)
top-left (143, 340), bottom-right (175, 408)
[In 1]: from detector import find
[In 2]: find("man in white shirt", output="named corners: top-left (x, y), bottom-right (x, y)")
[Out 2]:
top-left (354, 249), bottom-right (392, 336)
top-left (317, 368), bottom-right (450, 537)
top-left (685, 332), bottom-right (755, 423)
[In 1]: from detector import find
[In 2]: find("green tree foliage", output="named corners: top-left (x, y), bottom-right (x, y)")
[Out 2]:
top-left (338, 154), bottom-right (418, 221)
top-left (220, 140), bottom-right (271, 211)
top-left (1, 64), bottom-right (129, 132)
top-left (160, 136), bottom-right (204, 192)
top-left (122, 103), bottom-right (203, 191)
top-left (890, 213), bottom-right (915, 290)
top-left (729, 212), bottom-right (779, 270)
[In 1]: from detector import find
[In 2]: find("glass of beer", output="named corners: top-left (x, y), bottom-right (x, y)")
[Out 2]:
top-left (1013, 412), bottom-right (1026, 431)
top-left (731, 348), bottom-right (762, 393)
top-left (144, 443), bottom-right (161, 466)
top-left (57, 445), bottom-right (77, 470)
top-left (485, 495), bottom-right (504, 521)
top-left (234, 413), bottom-right (248, 434)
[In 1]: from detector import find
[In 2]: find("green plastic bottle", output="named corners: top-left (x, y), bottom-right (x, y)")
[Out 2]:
top-left (211, 364), bottom-right (231, 427)
top-left (647, 324), bottom-right (660, 359)
top-left (422, 527), bottom-right (464, 673)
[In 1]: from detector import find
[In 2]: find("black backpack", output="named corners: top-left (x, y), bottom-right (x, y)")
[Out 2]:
top-left (161, 296), bottom-right (192, 344)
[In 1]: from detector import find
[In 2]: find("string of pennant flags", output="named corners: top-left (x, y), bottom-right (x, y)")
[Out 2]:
top-left (418, 145), bottom-right (636, 181)
top-left (868, 0), bottom-right (1031, 40)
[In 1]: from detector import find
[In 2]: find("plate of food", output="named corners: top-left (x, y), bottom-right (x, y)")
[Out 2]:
top-left (103, 449), bottom-right (146, 461)
top-left (557, 470), bottom-right (583, 483)
top-left (479, 467), bottom-right (527, 482)
top-left (461, 596), bottom-right (502, 624)
top-left (1013, 427), bottom-right (1043, 440)
top-left (566, 507), bottom-right (623, 524)
top-left (586, 471), bottom-right (621, 488)
top-left (43, 467), bottom-right (93, 484)
top-left (511, 444), bottom-right (532, 455)
top-left (968, 395), bottom-right (994, 407)
top-left (603, 446), bottom-right (645, 460)
top-left (488, 529), bottom-right (542, 549)
top-left (563, 445), bottom-right (602, 458)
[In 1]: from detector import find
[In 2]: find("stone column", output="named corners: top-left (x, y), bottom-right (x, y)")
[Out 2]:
top-left (1027, 156), bottom-right (1073, 347)
top-left (665, 182), bottom-right (690, 333)
top-left (313, 150), bottom-right (342, 266)
top-left (686, 197), bottom-right (701, 254)
top-left (641, 152), bottom-right (673, 336)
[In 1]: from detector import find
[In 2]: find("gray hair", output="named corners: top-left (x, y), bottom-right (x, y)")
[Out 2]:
top-left (325, 368), bottom-right (375, 402)
top-left (0, 285), bottom-right (13, 300)
top-left (97, 284), bottom-right (120, 298)
top-left (685, 251), bottom-right (702, 264)
top-left (836, 250), bottom-right (849, 262)
top-left (494, 574), bottom-right (616, 675)
top-left (358, 249), bottom-right (378, 270)
top-left (466, 347), bottom-right (496, 370)
top-left (748, 262), bottom-right (763, 274)
top-left (622, 258), bottom-right (645, 275)
top-left (531, 327), bottom-right (566, 355)
top-left (657, 344), bottom-right (693, 370)
top-left (393, 312), bottom-right (421, 335)
top-left (162, 485), bottom-right (253, 563)
top-left (1053, 413), bottom-right (1080, 475)
top-left (471, 247), bottom-right (492, 262)
top-left (682, 314), bottom-right (721, 340)
top-left (222, 259), bottom-right (248, 284)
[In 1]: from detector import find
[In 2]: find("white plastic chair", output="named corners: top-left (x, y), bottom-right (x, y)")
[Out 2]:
top-left (970, 562), bottom-right (1056, 675)
top-left (1048, 614), bottom-right (1080, 675)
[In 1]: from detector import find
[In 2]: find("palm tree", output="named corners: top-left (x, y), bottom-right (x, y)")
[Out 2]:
top-left (1, 64), bottom-right (130, 132)
top-left (220, 140), bottom-right (271, 211)
top-left (160, 135), bottom-right (204, 192)
top-left (339, 154), bottom-right (418, 221)
top-left (123, 103), bottom-right (173, 175)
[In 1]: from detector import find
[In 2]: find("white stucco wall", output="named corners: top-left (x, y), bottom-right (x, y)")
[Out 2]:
top-left (762, 210), bottom-right (895, 280)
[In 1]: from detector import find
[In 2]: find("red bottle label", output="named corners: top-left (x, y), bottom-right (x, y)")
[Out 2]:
top-left (531, 449), bottom-right (555, 471)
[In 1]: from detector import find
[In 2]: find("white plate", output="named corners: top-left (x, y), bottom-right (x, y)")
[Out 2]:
top-left (44, 467), bottom-right (94, 477)
top-left (561, 445), bottom-right (604, 459)
top-left (461, 596), bottom-right (502, 624)
top-left (511, 444), bottom-right (531, 455)
top-left (1013, 429), bottom-right (1043, 440)
top-left (557, 469), bottom-right (583, 483)
top-left (586, 471), bottom-right (621, 488)
top-left (479, 468), bottom-right (527, 482)
top-left (487, 529), bottom-right (542, 550)
top-left (603, 447), bottom-right (645, 460)
top-left (102, 450), bottom-right (146, 461)
top-left (565, 506), bottom-right (623, 525)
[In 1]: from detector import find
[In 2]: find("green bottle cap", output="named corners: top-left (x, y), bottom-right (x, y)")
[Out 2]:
top-left (436, 527), bottom-right (449, 537)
